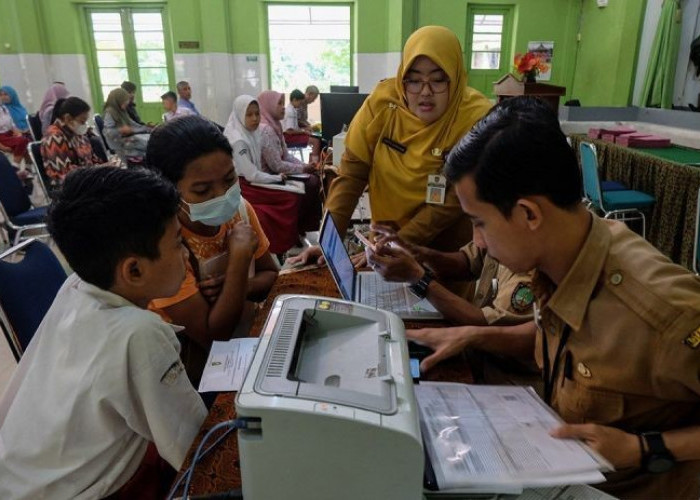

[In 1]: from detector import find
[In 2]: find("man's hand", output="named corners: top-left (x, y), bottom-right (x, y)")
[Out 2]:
top-left (550, 424), bottom-right (642, 469)
top-left (366, 245), bottom-right (423, 283)
top-left (407, 326), bottom-right (478, 372)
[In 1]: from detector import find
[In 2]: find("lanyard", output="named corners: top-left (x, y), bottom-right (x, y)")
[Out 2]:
top-left (536, 303), bottom-right (572, 406)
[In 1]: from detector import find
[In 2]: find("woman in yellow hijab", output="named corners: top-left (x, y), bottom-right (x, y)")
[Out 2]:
top-left (324, 25), bottom-right (491, 253)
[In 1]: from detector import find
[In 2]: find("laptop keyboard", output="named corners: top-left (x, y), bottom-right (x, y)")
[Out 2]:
top-left (362, 273), bottom-right (408, 311)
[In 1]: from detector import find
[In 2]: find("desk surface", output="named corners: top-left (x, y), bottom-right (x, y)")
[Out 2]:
top-left (632, 144), bottom-right (700, 166)
top-left (172, 266), bottom-right (472, 496)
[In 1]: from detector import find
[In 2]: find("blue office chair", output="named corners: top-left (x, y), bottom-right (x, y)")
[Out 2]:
top-left (27, 112), bottom-right (43, 141)
top-left (693, 188), bottom-right (700, 275)
top-left (0, 154), bottom-right (49, 245)
top-left (93, 114), bottom-right (115, 155)
top-left (0, 238), bottom-right (67, 360)
top-left (27, 141), bottom-right (53, 200)
top-left (579, 141), bottom-right (655, 238)
top-left (567, 136), bottom-right (626, 193)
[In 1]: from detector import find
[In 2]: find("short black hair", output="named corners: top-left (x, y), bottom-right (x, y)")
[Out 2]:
top-left (444, 96), bottom-right (581, 216)
top-left (48, 167), bottom-right (180, 289)
top-left (290, 89), bottom-right (304, 101)
top-left (146, 115), bottom-right (233, 185)
top-left (161, 91), bottom-right (177, 101)
top-left (121, 81), bottom-right (137, 93)
top-left (51, 97), bottom-right (91, 124)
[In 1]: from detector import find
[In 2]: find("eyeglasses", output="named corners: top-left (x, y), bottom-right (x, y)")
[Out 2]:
top-left (402, 79), bottom-right (450, 95)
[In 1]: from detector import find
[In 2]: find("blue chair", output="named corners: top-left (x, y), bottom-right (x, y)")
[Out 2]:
top-left (567, 136), bottom-right (626, 193)
top-left (693, 188), bottom-right (700, 275)
top-left (0, 154), bottom-right (49, 245)
top-left (27, 112), bottom-right (43, 141)
top-left (0, 238), bottom-right (67, 360)
top-left (93, 114), bottom-right (114, 155)
top-left (579, 141), bottom-right (655, 238)
top-left (28, 141), bottom-right (53, 200)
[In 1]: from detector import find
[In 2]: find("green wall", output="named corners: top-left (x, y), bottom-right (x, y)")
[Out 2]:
top-left (0, 0), bottom-right (648, 106)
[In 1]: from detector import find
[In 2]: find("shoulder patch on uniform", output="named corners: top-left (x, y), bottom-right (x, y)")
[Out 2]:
top-left (238, 148), bottom-right (248, 156)
top-left (683, 326), bottom-right (700, 349)
top-left (160, 360), bottom-right (185, 386)
top-left (511, 282), bottom-right (535, 313)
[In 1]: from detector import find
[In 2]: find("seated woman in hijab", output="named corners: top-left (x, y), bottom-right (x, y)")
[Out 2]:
top-left (258, 90), bottom-right (322, 236)
top-left (224, 95), bottom-right (303, 256)
top-left (39, 83), bottom-right (70, 135)
top-left (0, 86), bottom-right (30, 136)
top-left (41, 97), bottom-right (102, 189)
top-left (102, 88), bottom-right (150, 162)
top-left (289, 25), bottom-right (492, 267)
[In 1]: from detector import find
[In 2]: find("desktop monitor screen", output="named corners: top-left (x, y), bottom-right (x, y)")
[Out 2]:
top-left (330, 85), bottom-right (359, 93)
top-left (320, 92), bottom-right (368, 142)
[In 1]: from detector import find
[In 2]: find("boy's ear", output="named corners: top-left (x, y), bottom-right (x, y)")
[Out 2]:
top-left (115, 256), bottom-right (146, 287)
top-left (516, 198), bottom-right (543, 231)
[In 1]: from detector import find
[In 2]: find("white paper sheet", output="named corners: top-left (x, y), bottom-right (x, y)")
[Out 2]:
top-left (198, 338), bottom-right (259, 392)
top-left (416, 382), bottom-right (611, 493)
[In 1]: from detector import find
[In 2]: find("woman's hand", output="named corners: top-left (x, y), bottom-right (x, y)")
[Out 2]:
top-left (350, 251), bottom-right (367, 269)
top-left (286, 245), bottom-right (323, 266)
top-left (118, 125), bottom-right (133, 136)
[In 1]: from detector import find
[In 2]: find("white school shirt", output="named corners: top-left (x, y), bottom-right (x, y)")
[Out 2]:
top-left (232, 139), bottom-right (283, 184)
top-left (0, 274), bottom-right (207, 500)
top-left (0, 105), bottom-right (16, 133)
top-left (163, 106), bottom-right (195, 121)
top-left (281, 103), bottom-right (299, 132)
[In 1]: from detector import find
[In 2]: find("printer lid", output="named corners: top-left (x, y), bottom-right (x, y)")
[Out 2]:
top-left (254, 297), bottom-right (398, 414)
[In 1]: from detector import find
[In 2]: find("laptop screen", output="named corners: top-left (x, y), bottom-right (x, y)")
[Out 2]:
top-left (319, 212), bottom-right (355, 300)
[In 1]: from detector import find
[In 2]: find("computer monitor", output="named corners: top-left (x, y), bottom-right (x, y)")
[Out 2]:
top-left (330, 85), bottom-right (359, 93)
top-left (320, 92), bottom-right (368, 142)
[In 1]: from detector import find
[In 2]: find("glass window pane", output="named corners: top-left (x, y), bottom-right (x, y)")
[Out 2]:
top-left (141, 85), bottom-right (169, 102)
top-left (473, 14), bottom-right (503, 33)
top-left (472, 34), bottom-right (502, 52)
top-left (139, 67), bottom-right (169, 85)
top-left (101, 86), bottom-right (116, 101)
top-left (91, 12), bottom-right (122, 32)
top-left (268, 5), bottom-right (310, 22)
top-left (94, 31), bottom-right (124, 50)
top-left (137, 50), bottom-right (166, 67)
top-left (134, 32), bottom-right (164, 50)
top-left (471, 52), bottom-right (501, 70)
top-left (96, 50), bottom-right (127, 67)
top-left (132, 12), bottom-right (163, 31)
top-left (310, 6), bottom-right (350, 22)
top-left (99, 67), bottom-right (129, 85)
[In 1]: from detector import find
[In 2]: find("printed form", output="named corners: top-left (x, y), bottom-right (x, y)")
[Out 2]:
top-left (416, 382), bottom-right (611, 493)
top-left (198, 338), bottom-right (259, 392)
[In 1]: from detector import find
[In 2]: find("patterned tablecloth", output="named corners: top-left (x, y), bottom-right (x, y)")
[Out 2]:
top-left (171, 266), bottom-right (473, 496)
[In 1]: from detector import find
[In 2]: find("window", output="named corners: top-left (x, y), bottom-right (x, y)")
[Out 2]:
top-left (465, 6), bottom-right (514, 97)
top-left (267, 5), bottom-right (352, 96)
top-left (86, 8), bottom-right (173, 122)
top-left (470, 14), bottom-right (504, 70)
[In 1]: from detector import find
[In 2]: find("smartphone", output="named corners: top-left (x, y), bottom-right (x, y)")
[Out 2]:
top-left (354, 229), bottom-right (376, 252)
top-left (409, 358), bottom-right (421, 383)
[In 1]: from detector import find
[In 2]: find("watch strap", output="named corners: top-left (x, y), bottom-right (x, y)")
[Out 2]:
top-left (408, 268), bottom-right (434, 299)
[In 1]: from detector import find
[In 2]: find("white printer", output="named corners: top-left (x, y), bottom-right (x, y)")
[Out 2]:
top-left (236, 294), bottom-right (423, 500)
top-left (332, 131), bottom-right (346, 167)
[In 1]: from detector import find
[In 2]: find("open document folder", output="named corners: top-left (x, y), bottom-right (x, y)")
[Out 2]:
top-left (416, 383), bottom-right (613, 495)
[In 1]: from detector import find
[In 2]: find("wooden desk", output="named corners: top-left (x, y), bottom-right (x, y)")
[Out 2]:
top-left (172, 266), bottom-right (472, 496)
top-left (570, 134), bottom-right (700, 269)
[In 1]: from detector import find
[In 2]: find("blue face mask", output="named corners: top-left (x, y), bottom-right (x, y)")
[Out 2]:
top-left (183, 183), bottom-right (241, 227)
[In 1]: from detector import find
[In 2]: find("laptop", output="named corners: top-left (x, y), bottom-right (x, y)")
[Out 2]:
top-left (319, 212), bottom-right (443, 320)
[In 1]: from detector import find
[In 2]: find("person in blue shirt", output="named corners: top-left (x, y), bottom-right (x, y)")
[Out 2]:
top-left (176, 81), bottom-right (200, 116)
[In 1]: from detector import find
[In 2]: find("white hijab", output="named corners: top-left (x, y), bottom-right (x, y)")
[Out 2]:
top-left (224, 95), bottom-right (261, 166)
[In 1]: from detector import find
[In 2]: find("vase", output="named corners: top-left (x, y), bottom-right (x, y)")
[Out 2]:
top-left (525, 71), bottom-right (537, 83)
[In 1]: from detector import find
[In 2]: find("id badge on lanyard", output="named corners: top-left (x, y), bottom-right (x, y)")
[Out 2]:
top-left (426, 147), bottom-right (446, 205)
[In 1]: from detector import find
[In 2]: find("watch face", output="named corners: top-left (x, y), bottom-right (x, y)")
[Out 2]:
top-left (647, 455), bottom-right (674, 474)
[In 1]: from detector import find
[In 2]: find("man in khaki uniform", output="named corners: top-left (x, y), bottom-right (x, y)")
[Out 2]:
top-left (409, 96), bottom-right (700, 499)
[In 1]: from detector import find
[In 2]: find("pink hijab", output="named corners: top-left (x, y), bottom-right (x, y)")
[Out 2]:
top-left (257, 90), bottom-right (285, 148)
top-left (39, 83), bottom-right (70, 117)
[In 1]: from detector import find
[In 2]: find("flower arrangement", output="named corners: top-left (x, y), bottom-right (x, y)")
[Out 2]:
top-left (513, 51), bottom-right (550, 82)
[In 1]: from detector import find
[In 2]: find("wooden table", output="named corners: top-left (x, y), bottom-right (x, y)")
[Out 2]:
top-left (171, 266), bottom-right (472, 497)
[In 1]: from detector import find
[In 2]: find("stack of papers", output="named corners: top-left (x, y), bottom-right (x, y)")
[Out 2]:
top-left (198, 338), bottom-right (259, 393)
top-left (416, 383), bottom-right (612, 495)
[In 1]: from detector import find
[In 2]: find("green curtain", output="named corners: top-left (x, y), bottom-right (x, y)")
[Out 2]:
top-left (640, 0), bottom-right (682, 109)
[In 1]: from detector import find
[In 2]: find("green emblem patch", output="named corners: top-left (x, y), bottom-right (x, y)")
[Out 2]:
top-left (511, 282), bottom-right (534, 313)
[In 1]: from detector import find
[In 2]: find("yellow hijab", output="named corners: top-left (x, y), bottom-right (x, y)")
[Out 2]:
top-left (344, 25), bottom-right (491, 225)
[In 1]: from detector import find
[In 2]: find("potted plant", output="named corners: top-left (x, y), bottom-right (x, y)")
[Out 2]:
top-left (513, 51), bottom-right (550, 83)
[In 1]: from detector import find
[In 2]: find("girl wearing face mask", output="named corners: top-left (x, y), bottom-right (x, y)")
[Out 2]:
top-left (40, 97), bottom-right (101, 187)
top-left (146, 115), bottom-right (278, 385)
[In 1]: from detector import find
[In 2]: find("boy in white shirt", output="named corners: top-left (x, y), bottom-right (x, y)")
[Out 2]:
top-left (0, 167), bottom-right (207, 499)
top-left (162, 90), bottom-right (194, 122)
top-left (282, 88), bottom-right (320, 160)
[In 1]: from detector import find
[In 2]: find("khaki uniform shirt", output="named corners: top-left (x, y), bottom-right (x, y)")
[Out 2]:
top-left (532, 216), bottom-right (700, 499)
top-left (460, 241), bottom-right (534, 325)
